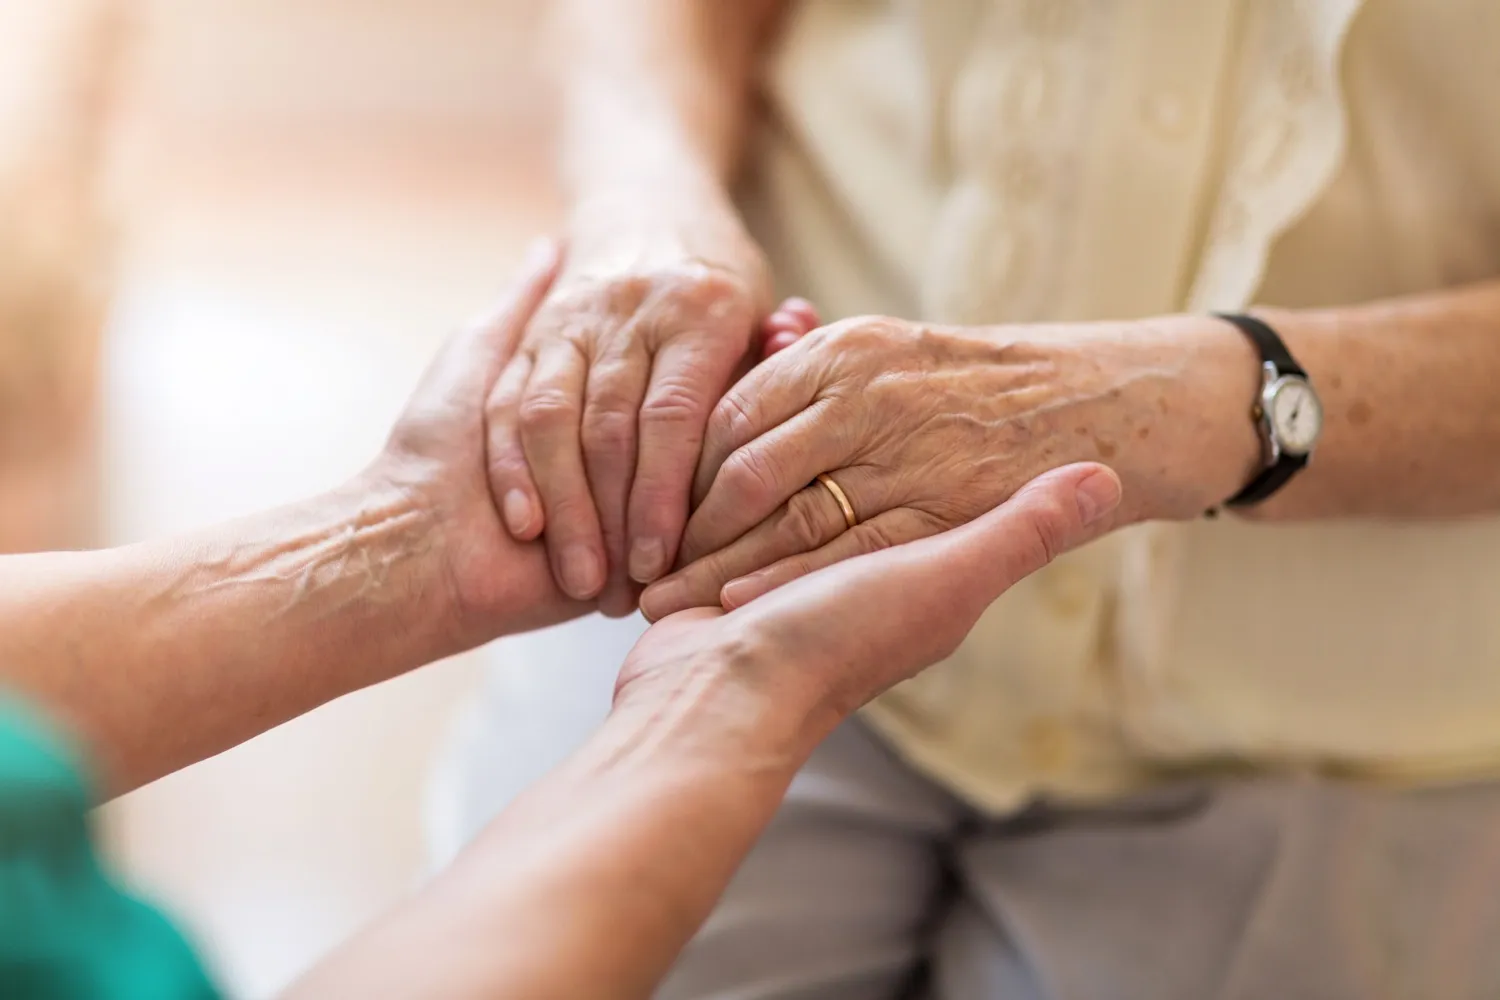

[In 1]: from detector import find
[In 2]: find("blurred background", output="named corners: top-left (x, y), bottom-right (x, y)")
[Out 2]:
top-left (1, 0), bottom-right (554, 995)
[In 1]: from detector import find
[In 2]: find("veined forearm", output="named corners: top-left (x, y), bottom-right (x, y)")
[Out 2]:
top-left (0, 471), bottom-right (453, 796)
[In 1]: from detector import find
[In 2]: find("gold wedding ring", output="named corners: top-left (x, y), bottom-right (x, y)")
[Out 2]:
top-left (815, 473), bottom-right (858, 530)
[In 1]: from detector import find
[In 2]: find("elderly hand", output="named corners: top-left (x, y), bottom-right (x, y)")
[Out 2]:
top-left (641, 313), bottom-right (1261, 620)
top-left (482, 191), bottom-right (776, 616)
top-left (617, 463), bottom-right (1123, 742)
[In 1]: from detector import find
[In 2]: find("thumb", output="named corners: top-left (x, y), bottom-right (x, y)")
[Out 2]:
top-left (934, 462), bottom-right (1124, 620)
top-left (408, 238), bottom-right (562, 407)
top-left (741, 462), bottom-right (1123, 702)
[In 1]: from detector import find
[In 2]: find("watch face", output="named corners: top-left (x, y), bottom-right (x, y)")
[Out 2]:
top-left (1268, 377), bottom-right (1323, 455)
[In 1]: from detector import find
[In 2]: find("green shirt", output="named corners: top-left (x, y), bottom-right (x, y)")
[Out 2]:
top-left (0, 698), bottom-right (220, 999)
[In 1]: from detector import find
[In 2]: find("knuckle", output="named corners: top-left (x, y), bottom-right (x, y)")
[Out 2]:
top-left (640, 377), bottom-right (708, 427)
top-left (722, 447), bottom-right (783, 505)
top-left (650, 267), bottom-right (759, 338)
top-left (776, 492), bottom-right (828, 551)
top-left (709, 390), bottom-right (758, 445)
top-left (694, 555), bottom-right (734, 592)
top-left (691, 268), bottom-right (751, 301)
top-left (859, 518), bottom-right (906, 554)
top-left (550, 275), bottom-right (651, 318)
top-left (518, 390), bottom-right (578, 433)
top-left (597, 275), bottom-right (655, 317)
top-left (688, 270), bottom-right (755, 316)
top-left (659, 265), bottom-right (753, 309)
top-left (823, 314), bottom-right (903, 352)
top-left (1022, 496), bottom-right (1073, 568)
top-left (584, 371), bottom-right (638, 415)
top-left (581, 406), bottom-right (636, 456)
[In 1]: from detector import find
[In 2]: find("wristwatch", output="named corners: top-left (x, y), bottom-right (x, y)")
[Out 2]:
top-left (1214, 312), bottom-right (1323, 508)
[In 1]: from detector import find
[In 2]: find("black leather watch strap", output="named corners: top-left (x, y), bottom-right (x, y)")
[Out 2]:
top-left (1226, 452), bottom-right (1307, 507)
top-left (1213, 312), bottom-right (1305, 377)
top-left (1212, 311), bottom-right (1314, 510)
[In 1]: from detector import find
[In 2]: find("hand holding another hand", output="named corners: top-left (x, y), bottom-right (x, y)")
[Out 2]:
top-left (481, 192), bottom-right (778, 617)
top-left (642, 313), bottom-right (1259, 621)
top-left (369, 236), bottom-right (820, 652)
top-left (616, 462), bottom-right (1123, 749)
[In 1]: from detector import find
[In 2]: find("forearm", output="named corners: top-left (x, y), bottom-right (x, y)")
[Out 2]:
top-left (0, 470), bottom-right (455, 795)
top-left (1092, 277), bottom-right (1500, 521)
top-left (974, 279), bottom-right (1500, 526)
top-left (288, 668), bottom-right (819, 1000)
top-left (556, 0), bottom-right (782, 199)
top-left (1239, 280), bottom-right (1500, 518)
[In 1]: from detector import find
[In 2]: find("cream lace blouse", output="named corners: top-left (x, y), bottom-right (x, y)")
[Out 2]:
top-left (742, 0), bottom-right (1500, 812)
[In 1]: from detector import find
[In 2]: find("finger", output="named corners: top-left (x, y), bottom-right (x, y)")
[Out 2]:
top-left (767, 298), bottom-right (820, 339)
top-left (763, 331), bottom-right (802, 357)
top-left (407, 238), bottom-right (560, 413)
top-left (739, 464), bottom-right (1124, 689)
top-left (690, 354), bottom-right (825, 508)
top-left (761, 312), bottom-right (799, 340)
top-left (759, 307), bottom-right (815, 360)
top-left (485, 352), bottom-right (542, 539)
top-left (778, 297), bottom-right (821, 329)
top-left (760, 298), bottom-right (820, 342)
top-left (624, 338), bottom-right (739, 585)
top-left (640, 473), bottom-right (861, 622)
top-left (719, 506), bottom-right (944, 610)
top-left (680, 401), bottom-right (848, 565)
top-left (582, 339), bottom-right (652, 615)
top-left (520, 340), bottom-right (606, 599)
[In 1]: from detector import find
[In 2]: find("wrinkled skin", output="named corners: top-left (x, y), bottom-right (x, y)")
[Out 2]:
top-left (641, 312), bottom-right (1253, 620)
top-left (482, 195), bottom-right (774, 617)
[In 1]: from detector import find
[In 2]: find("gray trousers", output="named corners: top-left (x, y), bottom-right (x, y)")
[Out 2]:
top-left (431, 623), bottom-right (1500, 1000)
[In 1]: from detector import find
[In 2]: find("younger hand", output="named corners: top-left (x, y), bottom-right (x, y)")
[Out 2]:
top-left (617, 463), bottom-right (1124, 743)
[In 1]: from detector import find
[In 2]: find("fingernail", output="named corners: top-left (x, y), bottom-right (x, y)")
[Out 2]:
top-left (629, 537), bottom-right (667, 583)
top-left (720, 575), bottom-right (763, 610)
top-left (1075, 470), bottom-right (1123, 526)
top-left (561, 545), bottom-right (603, 597)
top-left (502, 490), bottom-right (534, 537)
top-left (639, 579), bottom-right (681, 622)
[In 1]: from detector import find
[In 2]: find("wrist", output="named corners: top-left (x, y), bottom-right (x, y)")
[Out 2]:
top-left (1122, 315), bottom-right (1266, 519)
top-left (564, 179), bottom-right (771, 308)
top-left (562, 102), bottom-right (737, 205)
top-left (612, 642), bottom-right (832, 786)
